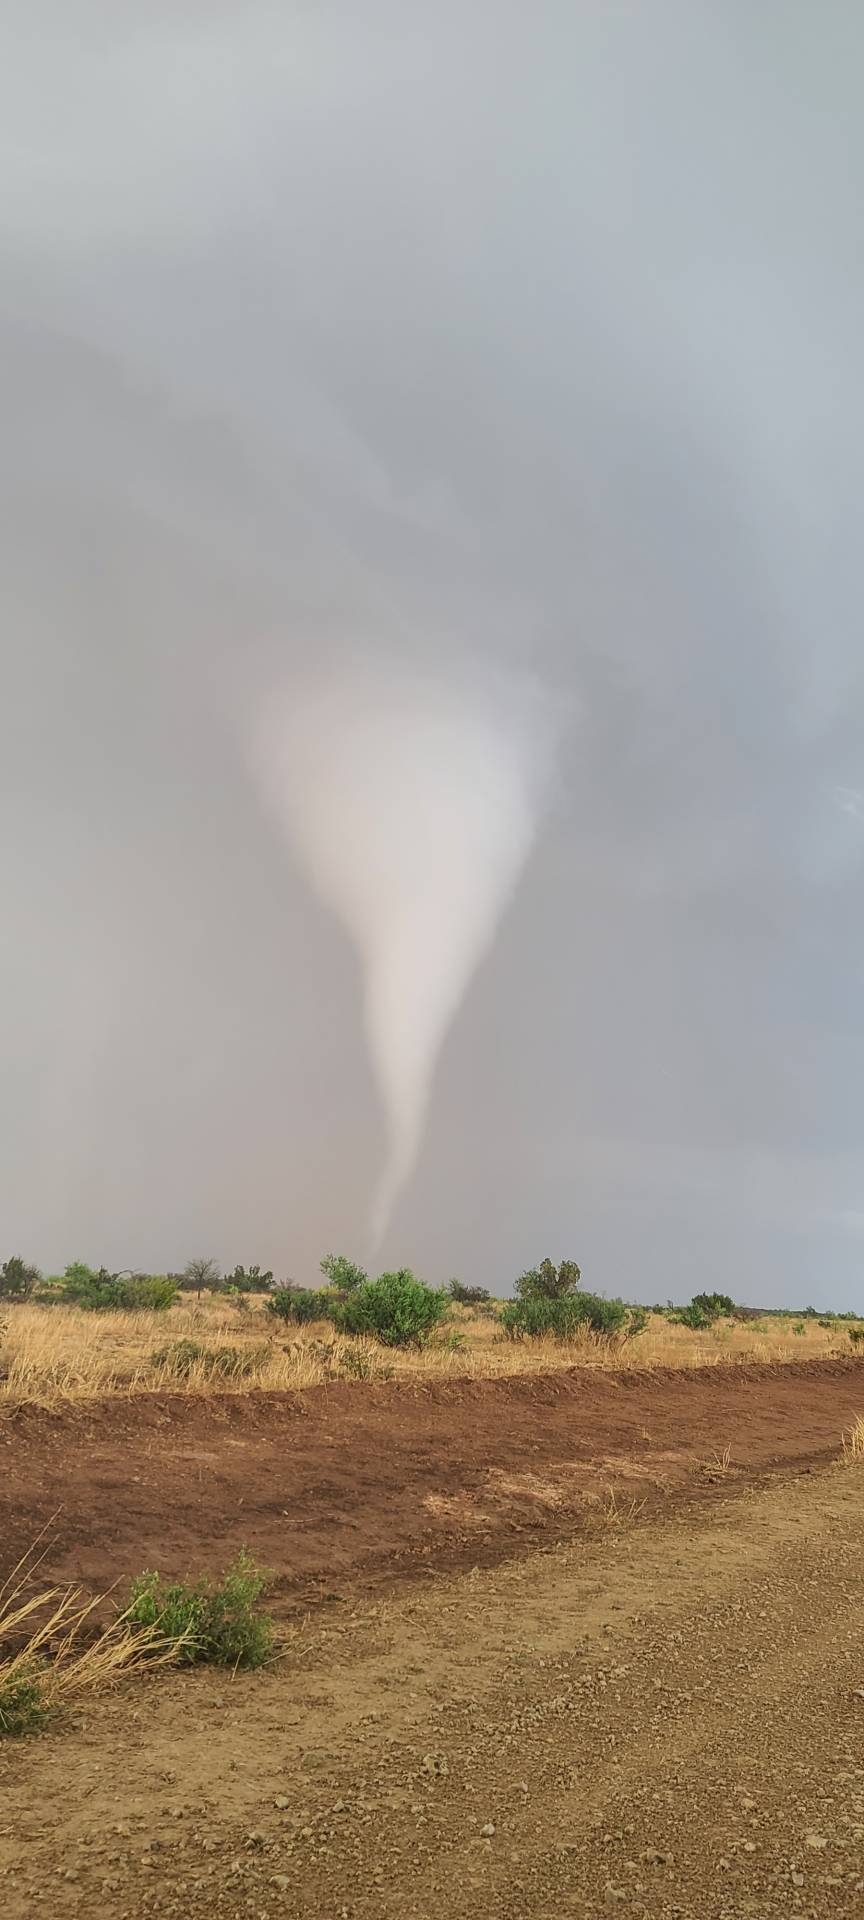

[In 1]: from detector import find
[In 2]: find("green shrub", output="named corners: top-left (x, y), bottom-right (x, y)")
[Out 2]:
top-left (672, 1292), bottom-right (735, 1331)
top-left (58, 1265), bottom-right (177, 1313)
top-left (501, 1292), bottom-right (636, 1341)
top-left (448, 1278), bottom-right (491, 1305)
top-left (515, 1258), bottom-right (582, 1301)
top-left (221, 1265), bottom-right (273, 1293)
top-left (320, 1253), bottom-right (367, 1292)
top-left (849, 1327), bottom-right (864, 1349)
top-left (116, 1275), bottom-right (177, 1312)
top-left (792, 1320), bottom-right (806, 1336)
top-left (672, 1301), bottom-right (713, 1330)
top-left (331, 1270), bottom-right (449, 1347)
top-left (150, 1339), bottom-right (267, 1381)
top-left (268, 1286), bottom-right (335, 1325)
top-left (0, 1664), bottom-right (47, 1738)
top-left (127, 1552), bottom-right (273, 1669)
top-left (0, 1257), bottom-right (41, 1302)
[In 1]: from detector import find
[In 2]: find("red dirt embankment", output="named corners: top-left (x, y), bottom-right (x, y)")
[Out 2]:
top-left (3, 1358), bottom-right (862, 1611)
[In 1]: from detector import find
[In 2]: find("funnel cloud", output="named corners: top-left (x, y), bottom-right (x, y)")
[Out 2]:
top-left (258, 662), bottom-right (556, 1241)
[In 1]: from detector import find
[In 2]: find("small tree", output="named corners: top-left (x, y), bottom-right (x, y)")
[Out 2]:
top-left (320, 1253), bottom-right (367, 1292)
top-left (0, 1256), bottom-right (41, 1301)
top-left (448, 1278), bottom-right (491, 1305)
top-left (515, 1257), bottom-right (582, 1302)
top-left (223, 1264), bottom-right (274, 1293)
top-left (59, 1262), bottom-right (105, 1307)
top-left (182, 1257), bottom-right (221, 1300)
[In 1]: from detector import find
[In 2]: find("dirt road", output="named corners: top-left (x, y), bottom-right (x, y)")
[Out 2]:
top-left (3, 1427), bottom-right (864, 1916)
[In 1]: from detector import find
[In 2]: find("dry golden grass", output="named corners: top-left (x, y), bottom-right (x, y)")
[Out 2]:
top-left (701, 1444), bottom-right (733, 1477)
top-left (0, 1536), bottom-right (174, 1736)
top-left (842, 1414), bottom-right (864, 1461)
top-left (585, 1487), bottom-right (647, 1530)
top-left (0, 1296), bottom-right (858, 1413)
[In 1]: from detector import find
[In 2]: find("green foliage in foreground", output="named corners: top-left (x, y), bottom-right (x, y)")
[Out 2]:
top-left (0, 1664), bottom-right (47, 1738)
top-left (501, 1293), bottom-right (646, 1341)
top-left (331, 1270), bottom-right (450, 1347)
top-left (127, 1552), bottom-right (274, 1669)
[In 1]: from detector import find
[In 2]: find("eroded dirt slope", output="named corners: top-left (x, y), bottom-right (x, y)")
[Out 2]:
top-left (2, 1358), bottom-right (863, 1607)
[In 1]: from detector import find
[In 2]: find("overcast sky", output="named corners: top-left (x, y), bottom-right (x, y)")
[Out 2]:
top-left (3, 3), bottom-right (864, 1304)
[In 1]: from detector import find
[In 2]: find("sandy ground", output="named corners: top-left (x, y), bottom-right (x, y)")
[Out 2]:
top-left (3, 1365), bottom-right (864, 1916)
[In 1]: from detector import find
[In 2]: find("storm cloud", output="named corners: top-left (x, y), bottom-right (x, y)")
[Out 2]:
top-left (2, 3), bottom-right (863, 1303)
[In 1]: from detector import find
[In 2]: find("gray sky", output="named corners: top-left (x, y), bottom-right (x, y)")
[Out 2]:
top-left (3, 2), bottom-right (864, 1304)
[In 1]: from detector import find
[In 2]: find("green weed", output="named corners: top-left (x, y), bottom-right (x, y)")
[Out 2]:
top-left (127, 1552), bottom-right (274, 1670)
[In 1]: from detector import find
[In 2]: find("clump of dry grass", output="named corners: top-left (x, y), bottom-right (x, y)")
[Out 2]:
top-left (585, 1487), bottom-right (646, 1530)
top-left (701, 1445), bottom-right (733, 1477)
top-left (0, 1538), bottom-right (175, 1738)
top-left (842, 1414), bottom-right (864, 1461)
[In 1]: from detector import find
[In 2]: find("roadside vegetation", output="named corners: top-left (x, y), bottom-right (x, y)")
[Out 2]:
top-left (0, 1542), bottom-right (274, 1739)
top-left (1, 1248), bottom-right (862, 1410)
top-left (126, 1552), bottom-right (274, 1670)
top-left (0, 1543), bottom-right (165, 1739)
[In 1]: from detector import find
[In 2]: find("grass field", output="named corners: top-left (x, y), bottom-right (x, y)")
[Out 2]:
top-left (1, 1292), bottom-right (860, 1409)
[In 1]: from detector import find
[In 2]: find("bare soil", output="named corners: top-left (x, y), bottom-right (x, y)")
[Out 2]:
top-left (3, 1359), bottom-right (864, 1917)
top-left (2, 1358), bottom-right (862, 1611)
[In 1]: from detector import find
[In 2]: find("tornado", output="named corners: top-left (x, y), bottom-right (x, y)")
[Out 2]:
top-left (256, 655), bottom-right (556, 1243)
